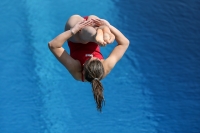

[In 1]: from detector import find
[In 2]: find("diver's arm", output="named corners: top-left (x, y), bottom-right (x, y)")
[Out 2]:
top-left (92, 18), bottom-right (129, 75)
top-left (49, 20), bottom-right (92, 49)
top-left (104, 25), bottom-right (129, 73)
top-left (48, 20), bottom-right (93, 80)
top-left (48, 30), bottom-right (73, 49)
top-left (48, 30), bottom-right (81, 80)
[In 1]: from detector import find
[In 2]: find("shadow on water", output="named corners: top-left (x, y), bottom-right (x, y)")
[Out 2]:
top-left (114, 0), bottom-right (200, 133)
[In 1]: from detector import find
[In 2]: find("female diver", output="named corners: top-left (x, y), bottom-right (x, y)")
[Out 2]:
top-left (48, 15), bottom-right (129, 112)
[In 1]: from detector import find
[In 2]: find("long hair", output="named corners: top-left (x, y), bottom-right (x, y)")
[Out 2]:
top-left (84, 59), bottom-right (105, 112)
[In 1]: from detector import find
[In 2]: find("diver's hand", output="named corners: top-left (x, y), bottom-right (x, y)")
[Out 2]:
top-left (70, 20), bottom-right (93, 34)
top-left (92, 19), bottom-right (110, 27)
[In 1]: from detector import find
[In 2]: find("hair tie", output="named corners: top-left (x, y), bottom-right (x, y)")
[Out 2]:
top-left (94, 78), bottom-right (98, 80)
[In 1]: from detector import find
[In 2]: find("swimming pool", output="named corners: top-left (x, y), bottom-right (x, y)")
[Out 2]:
top-left (0, 0), bottom-right (200, 133)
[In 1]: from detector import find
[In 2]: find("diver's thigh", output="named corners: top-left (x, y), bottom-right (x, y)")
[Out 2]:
top-left (79, 26), bottom-right (97, 42)
top-left (65, 15), bottom-right (84, 42)
top-left (65, 15), bottom-right (84, 31)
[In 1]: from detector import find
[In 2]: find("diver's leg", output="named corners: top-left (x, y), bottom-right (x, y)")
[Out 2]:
top-left (65, 15), bottom-right (85, 43)
top-left (95, 28), bottom-right (105, 45)
top-left (99, 25), bottom-right (115, 44)
top-left (80, 25), bottom-right (115, 46)
top-left (82, 15), bottom-right (106, 45)
top-left (65, 15), bottom-right (98, 44)
top-left (78, 26), bottom-right (97, 43)
top-left (65, 15), bottom-right (107, 45)
top-left (65, 15), bottom-right (84, 31)
top-left (79, 26), bottom-right (109, 45)
top-left (88, 15), bottom-right (115, 44)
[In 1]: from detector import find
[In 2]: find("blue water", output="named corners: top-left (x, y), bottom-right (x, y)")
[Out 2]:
top-left (0, 0), bottom-right (200, 133)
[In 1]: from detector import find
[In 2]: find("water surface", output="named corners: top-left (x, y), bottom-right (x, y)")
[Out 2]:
top-left (0, 0), bottom-right (200, 133)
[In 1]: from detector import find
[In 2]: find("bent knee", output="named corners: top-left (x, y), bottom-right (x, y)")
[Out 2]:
top-left (68, 15), bottom-right (83, 22)
top-left (88, 15), bottom-right (100, 20)
top-left (69, 14), bottom-right (82, 19)
top-left (65, 15), bottom-right (84, 30)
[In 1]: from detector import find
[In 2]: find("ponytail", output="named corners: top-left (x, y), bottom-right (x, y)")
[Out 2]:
top-left (91, 79), bottom-right (105, 112)
top-left (84, 59), bottom-right (105, 112)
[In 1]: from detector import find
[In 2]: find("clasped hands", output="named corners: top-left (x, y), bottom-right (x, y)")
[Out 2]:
top-left (71, 19), bottom-right (114, 46)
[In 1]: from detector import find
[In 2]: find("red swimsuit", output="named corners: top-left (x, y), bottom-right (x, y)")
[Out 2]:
top-left (67, 16), bottom-right (103, 82)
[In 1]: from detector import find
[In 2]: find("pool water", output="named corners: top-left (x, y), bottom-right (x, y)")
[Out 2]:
top-left (0, 0), bottom-right (200, 133)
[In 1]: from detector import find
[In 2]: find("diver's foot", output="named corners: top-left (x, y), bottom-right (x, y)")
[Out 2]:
top-left (101, 26), bottom-right (114, 43)
top-left (95, 28), bottom-right (104, 45)
top-left (103, 33), bottom-right (111, 43)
